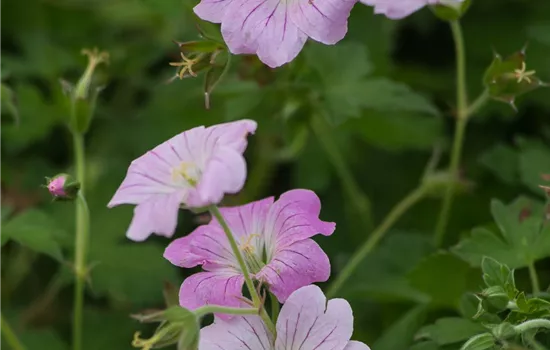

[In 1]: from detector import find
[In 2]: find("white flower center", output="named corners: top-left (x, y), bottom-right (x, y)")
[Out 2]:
top-left (171, 162), bottom-right (199, 187)
top-left (239, 234), bottom-right (266, 274)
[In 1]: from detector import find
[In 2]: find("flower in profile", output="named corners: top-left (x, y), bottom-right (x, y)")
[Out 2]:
top-left (200, 285), bottom-right (370, 350)
top-left (361, 0), bottom-right (463, 19)
top-left (193, 0), bottom-right (358, 68)
top-left (108, 120), bottom-right (257, 241)
top-left (164, 189), bottom-right (335, 313)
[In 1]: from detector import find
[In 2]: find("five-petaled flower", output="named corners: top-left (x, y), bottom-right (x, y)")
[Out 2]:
top-left (193, 0), bottom-right (358, 68)
top-left (200, 285), bottom-right (370, 350)
top-left (164, 189), bottom-right (335, 315)
top-left (108, 119), bottom-right (257, 242)
top-left (361, 0), bottom-right (463, 19)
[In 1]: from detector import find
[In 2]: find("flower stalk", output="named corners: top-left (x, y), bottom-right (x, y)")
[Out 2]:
top-left (208, 205), bottom-right (276, 335)
top-left (1, 313), bottom-right (25, 350)
top-left (194, 305), bottom-right (259, 319)
top-left (327, 186), bottom-right (427, 298)
top-left (434, 21), bottom-right (489, 247)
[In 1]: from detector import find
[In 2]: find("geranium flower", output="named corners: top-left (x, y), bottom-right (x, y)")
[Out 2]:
top-left (200, 285), bottom-right (370, 350)
top-left (108, 120), bottom-right (257, 241)
top-left (193, 0), bottom-right (358, 68)
top-left (164, 189), bottom-right (335, 313)
top-left (361, 0), bottom-right (463, 19)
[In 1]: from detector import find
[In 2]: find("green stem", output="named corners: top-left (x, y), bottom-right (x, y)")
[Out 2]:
top-left (326, 186), bottom-right (427, 298)
top-left (270, 292), bottom-right (280, 323)
top-left (208, 206), bottom-right (276, 335)
top-left (72, 133), bottom-right (89, 350)
top-left (1, 313), bottom-right (25, 350)
top-left (514, 319), bottom-right (550, 334)
top-left (310, 114), bottom-right (373, 233)
top-left (194, 305), bottom-right (259, 319)
top-left (466, 90), bottom-right (489, 116)
top-left (527, 261), bottom-right (541, 294)
top-left (433, 20), bottom-right (469, 248)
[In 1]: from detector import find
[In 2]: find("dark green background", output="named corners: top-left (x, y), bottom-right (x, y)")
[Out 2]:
top-left (2, 0), bottom-right (550, 348)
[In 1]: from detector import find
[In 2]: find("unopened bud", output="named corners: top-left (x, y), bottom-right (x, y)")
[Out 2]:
top-left (45, 174), bottom-right (80, 201)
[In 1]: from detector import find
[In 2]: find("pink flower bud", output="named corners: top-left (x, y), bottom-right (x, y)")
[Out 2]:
top-left (45, 174), bottom-right (80, 201)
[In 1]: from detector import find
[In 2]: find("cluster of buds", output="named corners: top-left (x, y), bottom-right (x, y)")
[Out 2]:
top-left (45, 174), bottom-right (80, 201)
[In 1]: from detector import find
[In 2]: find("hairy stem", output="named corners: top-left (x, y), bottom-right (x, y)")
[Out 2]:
top-left (208, 206), bottom-right (276, 335)
top-left (1, 313), bottom-right (25, 350)
top-left (527, 261), bottom-right (541, 294)
top-left (72, 133), bottom-right (90, 350)
top-left (434, 20), bottom-right (469, 247)
top-left (327, 187), bottom-right (427, 298)
top-left (194, 305), bottom-right (259, 319)
top-left (514, 319), bottom-right (550, 334)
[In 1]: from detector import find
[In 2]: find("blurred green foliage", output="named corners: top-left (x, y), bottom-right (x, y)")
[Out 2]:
top-left (1, 0), bottom-right (550, 349)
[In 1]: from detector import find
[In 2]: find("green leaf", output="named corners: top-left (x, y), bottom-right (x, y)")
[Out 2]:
top-left (83, 309), bottom-right (139, 350)
top-left (518, 144), bottom-right (550, 195)
top-left (373, 305), bottom-right (428, 350)
top-left (452, 197), bottom-right (550, 269)
top-left (342, 233), bottom-right (432, 303)
top-left (417, 318), bottom-right (486, 346)
top-left (1, 83), bottom-right (19, 125)
top-left (459, 333), bottom-right (495, 350)
top-left (2, 209), bottom-right (66, 261)
top-left (478, 143), bottom-right (519, 184)
top-left (480, 257), bottom-right (515, 295)
top-left (408, 253), bottom-right (480, 308)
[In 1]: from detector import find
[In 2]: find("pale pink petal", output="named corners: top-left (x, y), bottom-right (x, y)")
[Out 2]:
top-left (221, 0), bottom-right (308, 68)
top-left (344, 341), bottom-right (371, 350)
top-left (257, 239), bottom-right (330, 302)
top-left (205, 120), bottom-right (258, 154)
top-left (193, 147), bottom-right (247, 207)
top-left (125, 191), bottom-right (185, 241)
top-left (200, 315), bottom-right (273, 350)
top-left (360, 0), bottom-right (462, 19)
top-left (275, 285), bottom-right (353, 350)
top-left (213, 196), bottom-right (274, 243)
top-left (179, 270), bottom-right (245, 316)
top-left (290, 0), bottom-right (357, 45)
top-left (194, 0), bottom-right (234, 23)
top-left (264, 189), bottom-right (335, 256)
top-left (164, 225), bottom-right (237, 270)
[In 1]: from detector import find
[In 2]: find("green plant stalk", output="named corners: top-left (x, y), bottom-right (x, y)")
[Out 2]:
top-left (1, 313), bottom-right (25, 350)
top-left (434, 20), bottom-right (469, 247)
top-left (326, 186), bottom-right (427, 298)
top-left (270, 292), bottom-right (280, 323)
top-left (527, 261), bottom-right (541, 294)
top-left (208, 206), bottom-right (276, 335)
top-left (310, 114), bottom-right (373, 233)
top-left (72, 133), bottom-right (90, 350)
top-left (194, 305), bottom-right (259, 319)
top-left (514, 319), bottom-right (550, 333)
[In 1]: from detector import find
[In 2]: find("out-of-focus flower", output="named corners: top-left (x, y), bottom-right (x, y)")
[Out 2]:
top-left (164, 189), bottom-right (335, 315)
top-left (193, 0), bottom-right (358, 68)
top-left (45, 174), bottom-right (80, 201)
top-left (199, 285), bottom-right (370, 350)
top-left (108, 120), bottom-right (257, 241)
top-left (361, 0), bottom-right (464, 19)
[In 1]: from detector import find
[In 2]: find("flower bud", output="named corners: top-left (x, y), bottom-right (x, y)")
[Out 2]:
top-left (45, 174), bottom-right (80, 201)
top-left (483, 49), bottom-right (547, 109)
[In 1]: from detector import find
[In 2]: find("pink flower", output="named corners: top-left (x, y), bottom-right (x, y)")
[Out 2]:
top-left (108, 120), bottom-right (257, 242)
top-left (361, 0), bottom-right (463, 19)
top-left (48, 175), bottom-right (68, 197)
top-left (199, 285), bottom-right (370, 350)
top-left (164, 189), bottom-right (335, 314)
top-left (45, 173), bottom-right (80, 200)
top-left (194, 0), bottom-right (358, 68)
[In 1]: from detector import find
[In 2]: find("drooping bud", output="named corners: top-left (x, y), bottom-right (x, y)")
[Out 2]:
top-left (483, 48), bottom-right (548, 109)
top-left (45, 174), bottom-right (80, 201)
top-left (60, 48), bottom-right (109, 134)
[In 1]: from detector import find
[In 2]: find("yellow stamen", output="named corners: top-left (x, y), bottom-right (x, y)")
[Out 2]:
top-left (171, 163), bottom-right (197, 187)
top-left (514, 62), bottom-right (536, 84)
top-left (169, 53), bottom-right (203, 79)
